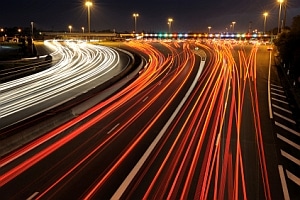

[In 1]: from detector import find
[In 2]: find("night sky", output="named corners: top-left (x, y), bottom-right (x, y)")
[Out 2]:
top-left (1, 0), bottom-right (299, 33)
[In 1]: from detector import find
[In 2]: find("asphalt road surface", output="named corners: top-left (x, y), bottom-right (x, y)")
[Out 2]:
top-left (1, 40), bottom-right (299, 199)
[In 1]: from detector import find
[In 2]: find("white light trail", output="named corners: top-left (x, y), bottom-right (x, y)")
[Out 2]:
top-left (0, 40), bottom-right (121, 128)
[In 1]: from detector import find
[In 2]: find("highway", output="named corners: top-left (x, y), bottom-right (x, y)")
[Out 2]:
top-left (0, 40), bottom-right (299, 199)
top-left (0, 40), bottom-right (131, 129)
top-left (113, 41), bottom-right (282, 199)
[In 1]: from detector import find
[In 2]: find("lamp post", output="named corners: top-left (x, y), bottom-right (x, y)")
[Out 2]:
top-left (31, 22), bottom-right (34, 37)
top-left (232, 21), bottom-right (236, 32)
top-left (82, 27), bottom-right (85, 33)
top-left (277, 0), bottom-right (284, 34)
top-left (208, 26), bottom-right (211, 34)
top-left (68, 25), bottom-right (72, 33)
top-left (85, 1), bottom-right (93, 33)
top-left (168, 18), bottom-right (173, 33)
top-left (282, 0), bottom-right (287, 31)
top-left (133, 13), bottom-right (139, 33)
top-left (263, 12), bottom-right (268, 35)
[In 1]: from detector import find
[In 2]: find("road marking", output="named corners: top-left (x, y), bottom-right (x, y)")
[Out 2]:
top-left (286, 170), bottom-right (300, 186)
top-left (278, 165), bottom-right (290, 200)
top-left (274, 112), bottom-right (296, 124)
top-left (277, 134), bottom-right (300, 150)
top-left (111, 57), bottom-right (206, 200)
top-left (26, 192), bottom-right (39, 200)
top-left (107, 123), bottom-right (120, 134)
top-left (272, 104), bottom-right (292, 114)
top-left (268, 52), bottom-right (273, 119)
top-left (281, 149), bottom-right (300, 166)
top-left (271, 83), bottom-right (283, 89)
top-left (272, 97), bottom-right (289, 105)
top-left (275, 121), bottom-right (300, 137)
top-left (142, 96), bottom-right (148, 102)
top-left (271, 92), bottom-right (286, 98)
top-left (271, 87), bottom-right (285, 93)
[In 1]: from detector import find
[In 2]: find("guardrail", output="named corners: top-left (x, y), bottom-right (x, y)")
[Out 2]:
top-left (0, 56), bottom-right (52, 83)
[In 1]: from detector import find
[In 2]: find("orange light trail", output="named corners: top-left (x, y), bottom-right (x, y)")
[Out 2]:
top-left (123, 41), bottom-right (272, 199)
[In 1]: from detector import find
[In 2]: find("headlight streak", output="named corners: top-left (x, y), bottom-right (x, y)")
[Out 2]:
top-left (0, 42), bottom-right (120, 163)
top-left (0, 40), bottom-right (120, 128)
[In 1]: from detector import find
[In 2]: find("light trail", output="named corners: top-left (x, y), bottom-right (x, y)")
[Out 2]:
top-left (119, 41), bottom-right (272, 199)
top-left (1, 40), bottom-right (193, 197)
top-left (83, 42), bottom-right (197, 199)
top-left (0, 40), bottom-right (121, 129)
top-left (0, 41), bottom-right (274, 199)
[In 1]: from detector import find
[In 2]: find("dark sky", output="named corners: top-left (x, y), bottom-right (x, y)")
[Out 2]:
top-left (1, 0), bottom-right (299, 33)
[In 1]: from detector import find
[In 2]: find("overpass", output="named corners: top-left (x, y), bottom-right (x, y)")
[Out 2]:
top-left (41, 31), bottom-right (273, 41)
top-left (42, 32), bottom-right (120, 41)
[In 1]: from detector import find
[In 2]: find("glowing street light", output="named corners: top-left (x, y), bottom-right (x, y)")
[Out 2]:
top-left (85, 1), bottom-right (93, 33)
top-left (232, 21), bottom-right (236, 32)
top-left (82, 27), bottom-right (85, 33)
top-left (133, 13), bottom-right (139, 33)
top-left (68, 25), bottom-right (72, 33)
top-left (208, 26), bottom-right (212, 33)
top-left (277, 0), bottom-right (284, 34)
top-left (263, 12), bottom-right (268, 34)
top-left (168, 18), bottom-right (173, 33)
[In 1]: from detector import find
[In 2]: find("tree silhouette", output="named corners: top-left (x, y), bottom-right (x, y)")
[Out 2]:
top-left (274, 15), bottom-right (300, 81)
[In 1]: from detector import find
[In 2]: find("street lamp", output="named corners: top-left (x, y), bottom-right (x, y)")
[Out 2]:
top-left (82, 27), bottom-right (85, 33)
top-left (85, 1), bottom-right (93, 33)
top-left (282, 0), bottom-right (287, 31)
top-left (277, 0), bottom-right (284, 34)
top-left (263, 12), bottom-right (268, 35)
top-left (133, 13), bottom-right (139, 33)
top-left (208, 26), bottom-right (211, 33)
top-left (68, 25), bottom-right (72, 33)
top-left (168, 18), bottom-right (173, 33)
top-left (31, 22), bottom-right (34, 37)
top-left (232, 21), bottom-right (236, 32)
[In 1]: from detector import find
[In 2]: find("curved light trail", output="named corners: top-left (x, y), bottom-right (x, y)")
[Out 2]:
top-left (120, 41), bottom-right (272, 199)
top-left (0, 40), bottom-right (122, 129)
